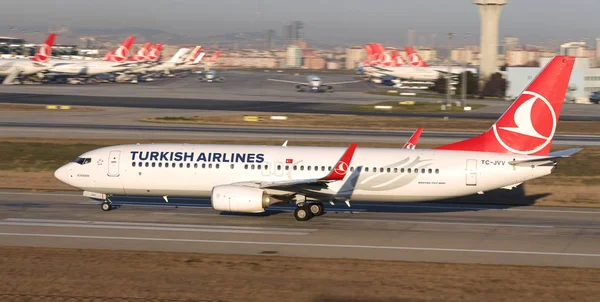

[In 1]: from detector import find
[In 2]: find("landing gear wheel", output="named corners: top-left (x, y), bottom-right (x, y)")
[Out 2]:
top-left (101, 202), bottom-right (112, 212)
top-left (309, 203), bottom-right (324, 216)
top-left (294, 206), bottom-right (313, 221)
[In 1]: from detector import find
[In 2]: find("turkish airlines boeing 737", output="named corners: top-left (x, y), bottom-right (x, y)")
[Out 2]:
top-left (54, 56), bottom-right (580, 221)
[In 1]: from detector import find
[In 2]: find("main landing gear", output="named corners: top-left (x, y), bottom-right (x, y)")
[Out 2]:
top-left (294, 202), bottom-right (325, 221)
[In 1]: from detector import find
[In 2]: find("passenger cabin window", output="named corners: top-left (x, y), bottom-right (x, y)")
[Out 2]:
top-left (216, 164), bottom-right (220, 169)
top-left (145, 162), bottom-right (149, 167)
top-left (394, 168), bottom-right (398, 173)
top-left (131, 162), bottom-right (135, 167)
top-left (159, 163), bottom-right (163, 168)
top-left (308, 166), bottom-right (311, 171)
top-left (152, 162), bottom-right (156, 167)
top-left (179, 163), bottom-right (183, 168)
top-left (435, 169), bottom-right (440, 174)
top-left (172, 163), bottom-right (176, 168)
top-left (231, 164), bottom-right (235, 169)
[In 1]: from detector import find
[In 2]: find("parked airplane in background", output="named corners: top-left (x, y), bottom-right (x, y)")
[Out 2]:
top-left (49, 36), bottom-right (138, 77)
top-left (359, 43), bottom-right (438, 88)
top-left (405, 47), bottom-right (429, 67)
top-left (171, 46), bottom-right (205, 72)
top-left (54, 56), bottom-right (579, 221)
top-left (0, 33), bottom-right (56, 84)
top-left (267, 75), bottom-right (360, 92)
top-left (144, 47), bottom-right (191, 75)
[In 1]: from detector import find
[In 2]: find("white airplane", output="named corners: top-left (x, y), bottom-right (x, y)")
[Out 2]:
top-left (48, 36), bottom-right (138, 76)
top-left (198, 69), bottom-right (225, 82)
top-left (144, 48), bottom-right (192, 75)
top-left (54, 56), bottom-right (580, 221)
top-left (170, 46), bottom-right (205, 72)
top-left (0, 33), bottom-right (56, 84)
top-left (267, 75), bottom-right (360, 92)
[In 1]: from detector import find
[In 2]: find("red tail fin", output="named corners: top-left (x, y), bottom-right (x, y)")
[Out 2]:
top-left (435, 56), bottom-right (575, 156)
top-left (186, 46), bottom-right (203, 63)
top-left (209, 51), bottom-right (221, 63)
top-left (32, 33), bottom-right (56, 63)
top-left (105, 36), bottom-right (135, 62)
top-left (403, 128), bottom-right (423, 149)
top-left (405, 46), bottom-right (429, 67)
top-left (129, 42), bottom-right (152, 62)
top-left (147, 43), bottom-right (163, 61)
top-left (391, 50), bottom-right (406, 66)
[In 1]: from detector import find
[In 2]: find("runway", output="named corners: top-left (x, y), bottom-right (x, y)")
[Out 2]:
top-left (1, 72), bottom-right (599, 121)
top-left (1, 190), bottom-right (599, 268)
top-left (2, 121), bottom-right (599, 145)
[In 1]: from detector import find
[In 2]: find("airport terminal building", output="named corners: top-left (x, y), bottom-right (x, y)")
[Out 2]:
top-left (506, 57), bottom-right (600, 102)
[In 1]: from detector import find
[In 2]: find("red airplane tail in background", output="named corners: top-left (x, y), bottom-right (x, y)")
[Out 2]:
top-left (186, 46), bottom-right (204, 63)
top-left (404, 46), bottom-right (429, 67)
top-left (390, 50), bottom-right (406, 66)
top-left (208, 51), bottom-right (221, 63)
top-left (147, 44), bottom-right (163, 61)
top-left (435, 56), bottom-right (575, 156)
top-left (32, 33), bottom-right (56, 63)
top-left (129, 42), bottom-right (152, 62)
top-left (104, 36), bottom-right (135, 63)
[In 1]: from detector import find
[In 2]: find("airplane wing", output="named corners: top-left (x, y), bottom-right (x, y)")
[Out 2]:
top-left (323, 80), bottom-right (362, 86)
top-left (267, 78), bottom-right (306, 85)
top-left (508, 148), bottom-right (582, 166)
top-left (403, 128), bottom-right (423, 149)
top-left (231, 143), bottom-right (357, 199)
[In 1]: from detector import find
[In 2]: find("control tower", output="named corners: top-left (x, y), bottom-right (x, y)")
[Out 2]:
top-left (473, 0), bottom-right (507, 81)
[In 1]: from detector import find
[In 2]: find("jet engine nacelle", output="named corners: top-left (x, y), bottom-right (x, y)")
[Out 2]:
top-left (211, 185), bottom-right (270, 213)
top-left (323, 85), bottom-right (333, 92)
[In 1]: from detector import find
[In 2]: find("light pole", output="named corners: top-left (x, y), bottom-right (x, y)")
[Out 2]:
top-left (461, 33), bottom-right (471, 106)
top-left (446, 32), bottom-right (455, 106)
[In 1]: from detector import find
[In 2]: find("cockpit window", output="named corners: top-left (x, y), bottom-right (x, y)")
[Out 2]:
top-left (74, 157), bottom-right (92, 165)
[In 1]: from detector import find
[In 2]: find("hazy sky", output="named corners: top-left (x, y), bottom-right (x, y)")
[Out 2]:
top-left (1, 0), bottom-right (598, 45)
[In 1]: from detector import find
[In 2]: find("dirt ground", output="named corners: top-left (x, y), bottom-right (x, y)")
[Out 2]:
top-left (0, 246), bottom-right (598, 302)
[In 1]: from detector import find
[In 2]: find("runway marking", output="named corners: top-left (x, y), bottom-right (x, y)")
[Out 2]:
top-left (4, 218), bottom-right (318, 232)
top-left (324, 218), bottom-right (554, 228)
top-left (0, 220), bottom-right (312, 236)
top-left (0, 191), bottom-right (81, 197)
top-left (352, 203), bottom-right (600, 214)
top-left (1, 191), bottom-right (598, 214)
top-left (1, 232), bottom-right (600, 258)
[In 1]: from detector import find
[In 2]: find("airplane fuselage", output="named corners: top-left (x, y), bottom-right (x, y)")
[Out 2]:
top-left (55, 144), bottom-right (551, 203)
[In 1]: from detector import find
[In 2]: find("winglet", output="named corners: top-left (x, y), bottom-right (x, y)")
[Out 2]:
top-left (320, 143), bottom-right (357, 181)
top-left (403, 128), bottom-right (423, 149)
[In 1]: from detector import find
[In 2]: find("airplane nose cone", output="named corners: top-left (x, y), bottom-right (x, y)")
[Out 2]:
top-left (54, 165), bottom-right (69, 184)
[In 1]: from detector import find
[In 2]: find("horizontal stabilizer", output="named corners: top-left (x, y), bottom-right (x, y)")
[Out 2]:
top-left (508, 148), bottom-right (582, 166)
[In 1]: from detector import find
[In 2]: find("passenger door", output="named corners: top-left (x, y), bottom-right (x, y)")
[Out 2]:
top-left (465, 159), bottom-right (477, 186)
top-left (108, 150), bottom-right (121, 177)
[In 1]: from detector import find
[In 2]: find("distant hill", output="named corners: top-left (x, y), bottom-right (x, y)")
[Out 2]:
top-left (72, 27), bottom-right (191, 44)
